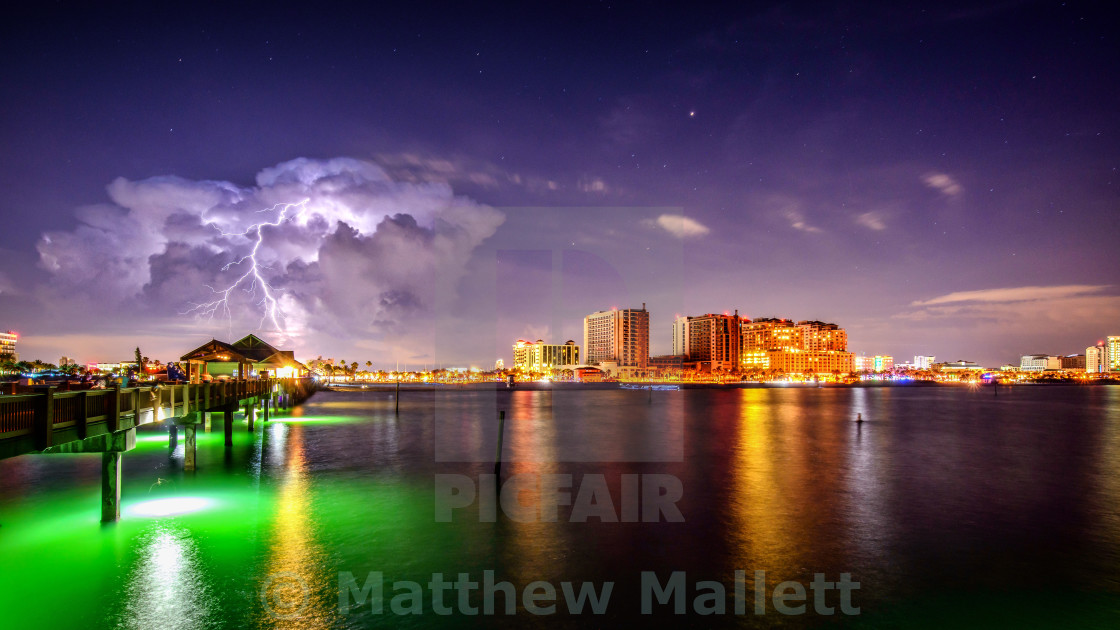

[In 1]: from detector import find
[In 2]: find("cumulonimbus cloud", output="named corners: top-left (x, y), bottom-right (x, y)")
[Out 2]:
top-left (35, 157), bottom-right (505, 344)
top-left (650, 213), bottom-right (710, 238)
top-left (911, 284), bottom-right (1111, 306)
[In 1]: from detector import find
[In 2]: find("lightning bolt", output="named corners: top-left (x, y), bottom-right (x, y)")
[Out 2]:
top-left (183, 199), bottom-right (310, 336)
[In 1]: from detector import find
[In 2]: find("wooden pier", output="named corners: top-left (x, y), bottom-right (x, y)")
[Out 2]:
top-left (0, 377), bottom-right (316, 521)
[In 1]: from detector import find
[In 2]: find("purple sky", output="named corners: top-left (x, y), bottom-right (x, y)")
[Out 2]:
top-left (1, 1), bottom-right (1117, 368)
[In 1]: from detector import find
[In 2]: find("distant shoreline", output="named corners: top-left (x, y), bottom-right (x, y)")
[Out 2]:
top-left (325, 379), bottom-right (1118, 392)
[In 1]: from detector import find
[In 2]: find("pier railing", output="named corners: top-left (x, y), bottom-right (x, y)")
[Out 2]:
top-left (0, 378), bottom-right (312, 458)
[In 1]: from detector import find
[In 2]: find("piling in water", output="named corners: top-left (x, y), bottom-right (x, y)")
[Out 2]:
top-left (494, 410), bottom-right (506, 477)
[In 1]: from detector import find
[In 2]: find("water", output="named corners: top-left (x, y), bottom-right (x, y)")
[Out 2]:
top-left (1, 385), bottom-right (1118, 628)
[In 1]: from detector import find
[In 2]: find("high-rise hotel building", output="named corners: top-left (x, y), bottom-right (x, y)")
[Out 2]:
top-left (0, 330), bottom-right (17, 362)
top-left (1086, 344), bottom-right (1105, 374)
top-left (1108, 336), bottom-right (1120, 372)
top-left (672, 312), bottom-right (741, 370)
top-left (584, 306), bottom-right (649, 367)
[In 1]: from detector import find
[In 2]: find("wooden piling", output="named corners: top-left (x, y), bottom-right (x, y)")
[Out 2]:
top-left (169, 424), bottom-right (178, 449)
top-left (184, 424), bottom-right (196, 471)
top-left (101, 451), bottom-right (121, 522)
top-left (224, 404), bottom-right (235, 447)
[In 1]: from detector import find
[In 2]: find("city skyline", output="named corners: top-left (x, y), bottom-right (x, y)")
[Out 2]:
top-left (1, 2), bottom-right (1117, 368)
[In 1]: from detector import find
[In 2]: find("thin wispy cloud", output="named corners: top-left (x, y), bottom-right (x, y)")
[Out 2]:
top-left (855, 211), bottom-right (887, 231)
top-left (911, 284), bottom-right (1111, 306)
top-left (922, 172), bottom-right (963, 197)
top-left (648, 214), bottom-right (710, 238)
top-left (376, 152), bottom-right (559, 193)
top-left (786, 209), bottom-right (823, 233)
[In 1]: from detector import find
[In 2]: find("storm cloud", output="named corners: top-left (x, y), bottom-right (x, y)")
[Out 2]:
top-left (35, 157), bottom-right (504, 355)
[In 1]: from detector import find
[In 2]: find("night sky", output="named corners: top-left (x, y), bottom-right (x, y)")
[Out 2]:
top-left (0, 1), bottom-right (1116, 368)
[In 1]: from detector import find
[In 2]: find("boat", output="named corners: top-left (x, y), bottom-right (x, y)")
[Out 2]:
top-left (619, 383), bottom-right (680, 391)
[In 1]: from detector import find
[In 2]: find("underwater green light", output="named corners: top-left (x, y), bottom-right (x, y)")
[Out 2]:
top-left (125, 497), bottom-right (217, 518)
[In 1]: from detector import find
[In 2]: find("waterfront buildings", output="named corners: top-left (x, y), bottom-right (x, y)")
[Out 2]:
top-left (583, 306), bottom-right (649, 367)
top-left (0, 330), bottom-right (17, 361)
top-left (512, 339), bottom-right (579, 372)
top-left (740, 318), bottom-right (801, 355)
top-left (855, 355), bottom-right (894, 373)
top-left (797, 321), bottom-right (848, 352)
top-left (648, 354), bottom-right (684, 377)
top-left (87, 361), bottom-right (135, 373)
top-left (1109, 336), bottom-right (1120, 372)
top-left (766, 349), bottom-right (854, 375)
top-left (914, 355), bottom-right (935, 369)
top-left (936, 360), bottom-right (984, 373)
top-left (1060, 354), bottom-right (1085, 371)
top-left (1019, 354), bottom-right (1061, 372)
top-left (672, 312), bottom-right (741, 372)
top-left (738, 317), bottom-right (853, 375)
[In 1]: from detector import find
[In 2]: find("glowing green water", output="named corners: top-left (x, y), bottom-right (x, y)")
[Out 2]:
top-left (0, 400), bottom-right (490, 629)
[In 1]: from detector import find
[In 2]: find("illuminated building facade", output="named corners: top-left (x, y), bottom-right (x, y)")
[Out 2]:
top-left (583, 306), bottom-right (649, 367)
top-left (937, 360), bottom-right (984, 372)
top-left (914, 355), bottom-right (936, 369)
top-left (855, 355), bottom-right (894, 372)
top-left (740, 317), bottom-right (853, 375)
top-left (1109, 336), bottom-right (1120, 372)
top-left (740, 318), bottom-right (801, 354)
top-left (0, 330), bottom-right (17, 361)
top-left (1060, 354), bottom-right (1085, 371)
top-left (797, 321), bottom-right (848, 351)
top-left (1086, 345), bottom-right (1105, 374)
top-left (512, 339), bottom-right (579, 372)
top-left (673, 312), bottom-right (741, 370)
top-left (741, 350), bottom-right (770, 370)
top-left (767, 350), bottom-right (854, 374)
top-left (1019, 354), bottom-right (1059, 372)
top-left (648, 354), bottom-right (684, 378)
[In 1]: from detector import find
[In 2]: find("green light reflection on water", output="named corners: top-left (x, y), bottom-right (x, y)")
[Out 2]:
top-left (0, 416), bottom-right (479, 629)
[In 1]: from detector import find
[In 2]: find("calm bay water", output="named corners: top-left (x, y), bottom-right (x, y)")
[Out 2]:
top-left (1, 385), bottom-right (1118, 628)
